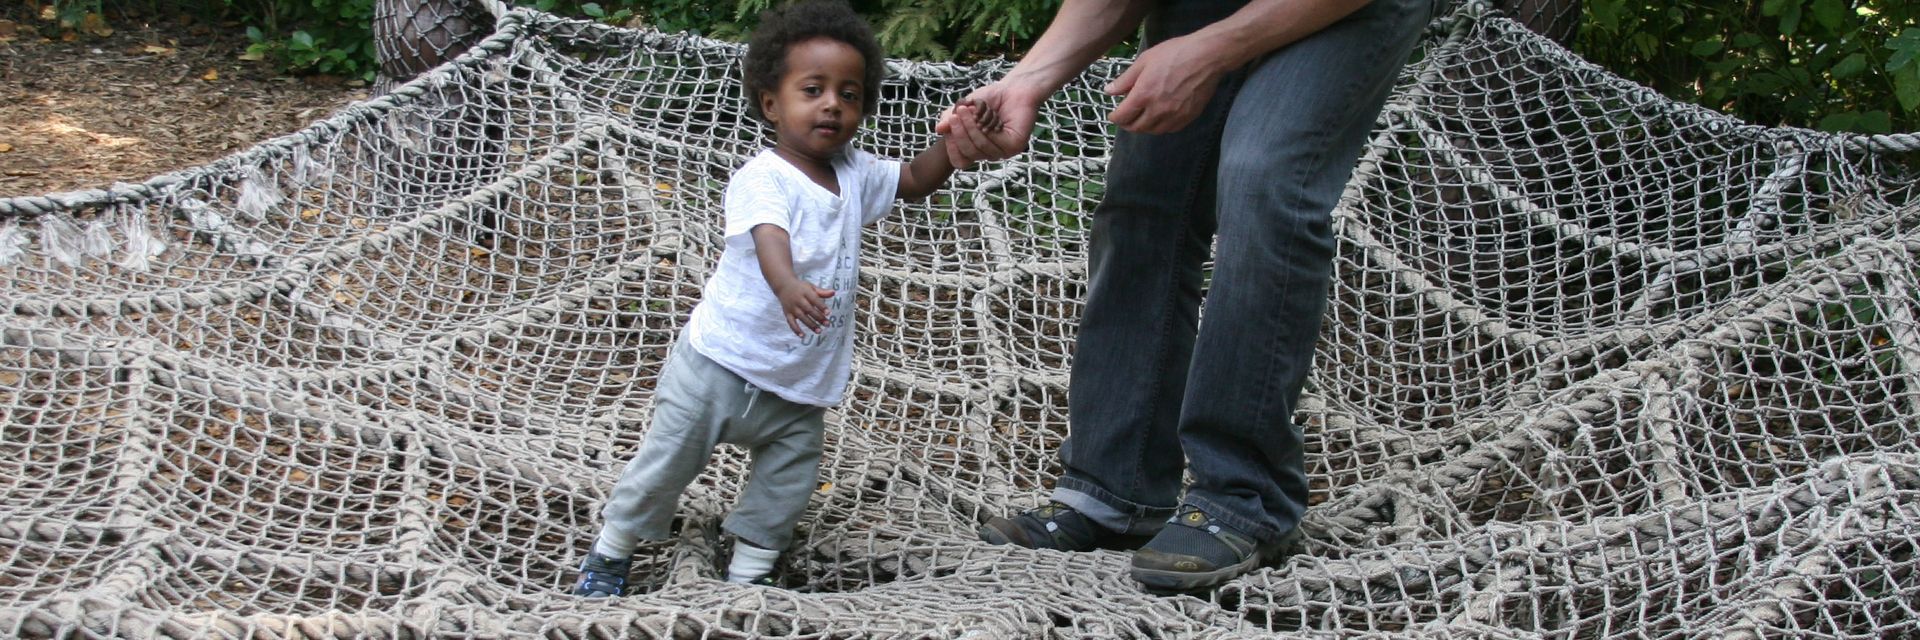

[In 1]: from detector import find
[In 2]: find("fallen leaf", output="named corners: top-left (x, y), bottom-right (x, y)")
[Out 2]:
top-left (0, 143), bottom-right (12, 153)
top-left (300, 208), bottom-right (320, 221)
top-left (288, 469), bottom-right (309, 483)
top-left (39, 6), bottom-right (56, 21)
top-left (237, 49), bottom-right (264, 61)
top-left (202, 68), bottom-right (219, 82)
top-left (0, 372), bottom-right (20, 385)
top-left (80, 13), bottom-right (112, 37)
top-left (468, 247), bottom-right (490, 258)
top-left (143, 44), bottom-right (174, 55)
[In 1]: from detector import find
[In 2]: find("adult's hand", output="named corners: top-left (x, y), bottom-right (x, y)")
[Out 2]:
top-left (1104, 34), bottom-right (1232, 135)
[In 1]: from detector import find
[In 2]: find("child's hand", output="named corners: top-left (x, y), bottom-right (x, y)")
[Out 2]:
top-left (773, 279), bottom-right (835, 336)
top-left (965, 99), bottom-right (1002, 132)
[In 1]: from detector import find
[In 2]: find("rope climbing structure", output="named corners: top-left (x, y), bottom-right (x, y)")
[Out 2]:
top-left (2, 3), bottom-right (1917, 637)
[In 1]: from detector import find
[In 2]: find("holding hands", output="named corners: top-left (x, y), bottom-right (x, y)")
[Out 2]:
top-left (935, 31), bottom-right (1236, 168)
top-left (938, 89), bottom-right (1038, 167)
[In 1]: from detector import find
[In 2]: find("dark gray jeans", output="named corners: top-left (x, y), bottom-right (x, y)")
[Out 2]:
top-left (1051, 0), bottom-right (1436, 544)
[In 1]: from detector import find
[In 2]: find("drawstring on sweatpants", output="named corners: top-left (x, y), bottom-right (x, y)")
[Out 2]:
top-left (741, 382), bottom-right (760, 419)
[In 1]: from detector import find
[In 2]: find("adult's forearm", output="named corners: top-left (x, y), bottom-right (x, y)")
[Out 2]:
top-left (1002, 0), bottom-right (1154, 99)
top-left (1188, 0), bottom-right (1377, 75)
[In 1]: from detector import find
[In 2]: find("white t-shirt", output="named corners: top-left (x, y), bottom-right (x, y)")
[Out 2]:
top-left (686, 148), bottom-right (901, 407)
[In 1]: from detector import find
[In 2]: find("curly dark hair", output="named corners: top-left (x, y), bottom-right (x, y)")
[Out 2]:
top-left (741, 0), bottom-right (884, 125)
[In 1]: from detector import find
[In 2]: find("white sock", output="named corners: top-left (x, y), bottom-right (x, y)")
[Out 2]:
top-left (726, 541), bottom-right (781, 583)
top-left (594, 528), bottom-right (638, 560)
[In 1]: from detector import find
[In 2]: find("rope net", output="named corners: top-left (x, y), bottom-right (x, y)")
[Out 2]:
top-left (4, 4), bottom-right (1920, 637)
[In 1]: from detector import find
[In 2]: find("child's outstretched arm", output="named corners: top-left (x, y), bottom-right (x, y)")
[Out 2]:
top-left (750, 224), bottom-right (834, 336)
top-left (897, 103), bottom-right (1000, 201)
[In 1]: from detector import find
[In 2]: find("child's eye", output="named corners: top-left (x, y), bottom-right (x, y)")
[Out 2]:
top-left (803, 86), bottom-right (822, 96)
top-left (840, 90), bottom-right (858, 101)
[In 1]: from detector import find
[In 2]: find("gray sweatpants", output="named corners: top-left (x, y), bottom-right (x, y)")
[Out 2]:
top-left (595, 337), bottom-right (827, 555)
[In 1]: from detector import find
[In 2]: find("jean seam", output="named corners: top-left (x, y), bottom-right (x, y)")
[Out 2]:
top-left (1104, 76), bottom-right (1235, 505)
top-left (1213, 7), bottom-right (1395, 540)
top-left (1253, 61), bottom-right (1368, 437)
top-left (1187, 494), bottom-right (1280, 543)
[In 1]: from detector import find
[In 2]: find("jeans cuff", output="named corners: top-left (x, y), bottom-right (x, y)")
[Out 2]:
top-left (1052, 477), bottom-right (1177, 536)
top-left (1184, 494), bottom-right (1287, 545)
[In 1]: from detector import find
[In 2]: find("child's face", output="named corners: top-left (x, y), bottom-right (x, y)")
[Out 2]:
top-left (761, 37), bottom-right (867, 164)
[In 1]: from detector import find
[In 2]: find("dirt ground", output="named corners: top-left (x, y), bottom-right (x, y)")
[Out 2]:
top-left (0, 7), bottom-right (366, 199)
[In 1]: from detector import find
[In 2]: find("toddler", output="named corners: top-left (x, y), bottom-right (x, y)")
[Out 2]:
top-left (573, 0), bottom-right (993, 596)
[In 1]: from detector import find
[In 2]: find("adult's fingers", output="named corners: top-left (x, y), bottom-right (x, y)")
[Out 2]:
top-left (934, 103), bottom-right (960, 137)
top-left (1105, 63), bottom-right (1146, 130)
top-left (1109, 92), bottom-right (1146, 131)
top-left (945, 113), bottom-right (995, 164)
top-left (943, 107), bottom-right (979, 168)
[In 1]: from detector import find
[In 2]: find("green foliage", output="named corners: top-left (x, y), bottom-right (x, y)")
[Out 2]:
top-left (230, 0), bottom-right (378, 80)
top-left (526, 0), bottom-right (747, 38)
top-left (740, 0), bottom-right (1066, 61)
top-left (170, 0), bottom-right (1916, 134)
top-left (51, 0), bottom-right (104, 30)
top-left (1576, 0), bottom-right (1920, 133)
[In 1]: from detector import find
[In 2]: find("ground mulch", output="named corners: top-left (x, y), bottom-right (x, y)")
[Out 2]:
top-left (0, 6), bottom-right (364, 199)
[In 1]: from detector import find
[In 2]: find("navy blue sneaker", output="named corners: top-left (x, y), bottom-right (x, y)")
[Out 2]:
top-left (572, 551), bottom-right (632, 597)
top-left (1129, 505), bottom-right (1301, 592)
top-left (979, 502), bottom-right (1153, 551)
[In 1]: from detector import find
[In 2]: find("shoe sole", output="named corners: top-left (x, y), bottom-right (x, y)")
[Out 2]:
top-left (1130, 553), bottom-right (1261, 593)
top-left (977, 522), bottom-right (1016, 546)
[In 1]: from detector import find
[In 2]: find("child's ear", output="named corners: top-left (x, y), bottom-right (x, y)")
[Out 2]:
top-left (759, 91), bottom-right (779, 122)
